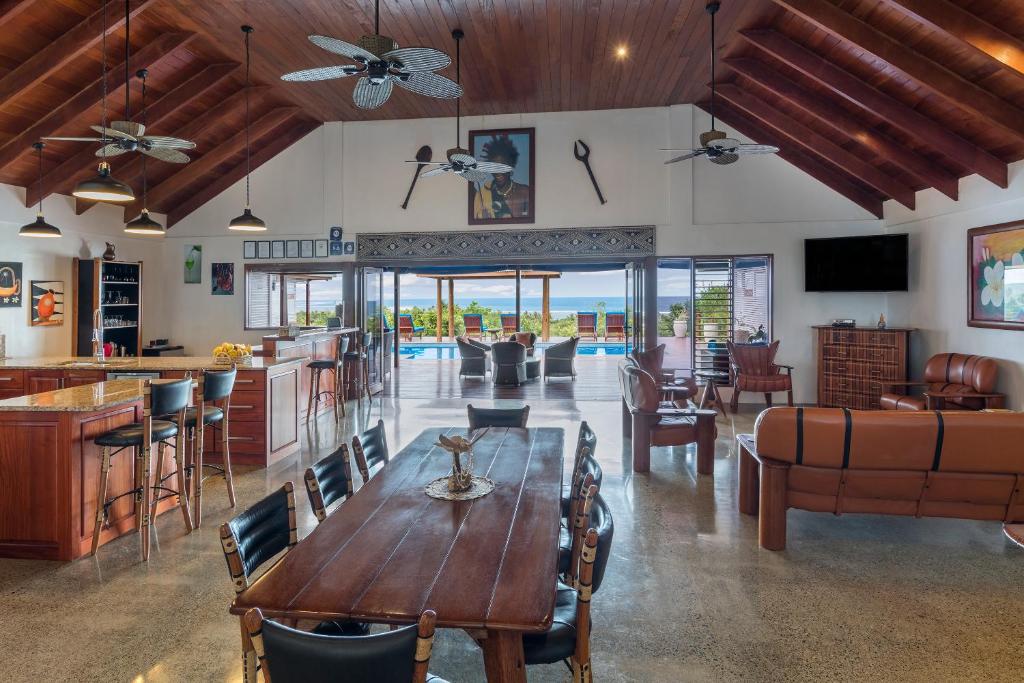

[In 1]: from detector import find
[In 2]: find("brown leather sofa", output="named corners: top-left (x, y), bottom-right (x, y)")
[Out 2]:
top-left (618, 362), bottom-right (716, 474)
top-left (738, 407), bottom-right (1024, 550)
top-left (879, 352), bottom-right (1004, 410)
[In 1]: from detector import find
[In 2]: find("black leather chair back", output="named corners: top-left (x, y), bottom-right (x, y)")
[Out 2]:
top-left (225, 483), bottom-right (296, 581)
top-left (259, 617), bottom-right (419, 683)
top-left (467, 404), bottom-right (530, 429)
top-left (307, 445), bottom-right (353, 514)
top-left (149, 376), bottom-right (192, 417)
top-left (354, 419), bottom-right (389, 471)
top-left (579, 453), bottom-right (603, 493)
top-left (336, 335), bottom-right (351, 362)
top-left (202, 366), bottom-right (236, 402)
top-left (590, 493), bottom-right (614, 594)
top-left (577, 421), bottom-right (597, 459)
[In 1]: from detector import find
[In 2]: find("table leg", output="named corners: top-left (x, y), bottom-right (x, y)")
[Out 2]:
top-left (481, 629), bottom-right (526, 682)
top-left (695, 412), bottom-right (715, 475)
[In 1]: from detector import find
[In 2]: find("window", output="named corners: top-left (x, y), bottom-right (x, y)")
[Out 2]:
top-left (244, 267), bottom-right (344, 330)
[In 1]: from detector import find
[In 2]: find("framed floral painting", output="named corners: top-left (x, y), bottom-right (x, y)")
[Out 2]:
top-left (968, 220), bottom-right (1024, 330)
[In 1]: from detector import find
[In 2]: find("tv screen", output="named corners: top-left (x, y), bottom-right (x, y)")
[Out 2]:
top-left (805, 234), bottom-right (908, 292)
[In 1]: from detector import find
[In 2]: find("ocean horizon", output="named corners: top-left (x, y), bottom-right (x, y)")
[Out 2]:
top-left (308, 295), bottom-right (691, 316)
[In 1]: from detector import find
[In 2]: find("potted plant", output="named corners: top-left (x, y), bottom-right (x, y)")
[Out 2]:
top-left (672, 304), bottom-right (689, 338)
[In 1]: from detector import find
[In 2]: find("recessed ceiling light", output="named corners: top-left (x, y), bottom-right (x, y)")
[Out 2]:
top-left (615, 45), bottom-right (628, 59)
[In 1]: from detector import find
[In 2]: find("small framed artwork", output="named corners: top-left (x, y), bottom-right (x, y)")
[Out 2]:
top-left (329, 240), bottom-right (343, 256)
top-left (343, 241), bottom-right (356, 255)
top-left (271, 240), bottom-right (285, 259)
top-left (0, 262), bottom-right (23, 307)
top-left (315, 239), bottom-right (329, 257)
top-left (329, 226), bottom-right (343, 241)
top-left (243, 241), bottom-right (257, 259)
top-left (30, 280), bottom-right (63, 326)
top-left (184, 245), bottom-right (202, 284)
top-left (211, 263), bottom-right (234, 295)
top-left (968, 219), bottom-right (1024, 330)
top-left (257, 241), bottom-right (271, 259)
top-left (286, 240), bottom-right (300, 258)
top-left (300, 240), bottom-right (314, 258)
top-left (468, 127), bottom-right (535, 225)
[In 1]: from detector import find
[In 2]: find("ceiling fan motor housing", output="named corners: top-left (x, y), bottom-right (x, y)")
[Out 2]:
top-left (359, 34), bottom-right (399, 58)
top-left (699, 129), bottom-right (727, 147)
top-left (447, 146), bottom-right (474, 166)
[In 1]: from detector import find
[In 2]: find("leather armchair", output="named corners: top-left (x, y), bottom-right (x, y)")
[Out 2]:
top-left (727, 340), bottom-right (793, 410)
top-left (544, 336), bottom-right (579, 380)
top-left (491, 341), bottom-right (528, 386)
top-left (456, 336), bottom-right (490, 377)
top-left (507, 331), bottom-right (537, 356)
top-left (739, 407), bottom-right (1024, 550)
top-left (618, 362), bottom-right (716, 474)
top-left (880, 353), bottom-right (1004, 410)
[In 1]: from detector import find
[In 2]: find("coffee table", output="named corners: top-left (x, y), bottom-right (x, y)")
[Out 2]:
top-left (695, 370), bottom-right (729, 416)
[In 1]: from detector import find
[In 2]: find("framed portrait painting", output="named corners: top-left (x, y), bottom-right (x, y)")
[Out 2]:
top-left (968, 220), bottom-right (1024, 330)
top-left (467, 127), bottom-right (535, 226)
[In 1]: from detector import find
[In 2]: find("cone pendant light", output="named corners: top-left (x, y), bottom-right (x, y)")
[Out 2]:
top-left (229, 25), bottom-right (266, 231)
top-left (124, 69), bottom-right (165, 235)
top-left (19, 142), bottom-right (61, 238)
top-left (73, 0), bottom-right (134, 203)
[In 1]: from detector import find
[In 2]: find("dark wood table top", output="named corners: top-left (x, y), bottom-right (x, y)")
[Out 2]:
top-left (231, 426), bottom-right (565, 633)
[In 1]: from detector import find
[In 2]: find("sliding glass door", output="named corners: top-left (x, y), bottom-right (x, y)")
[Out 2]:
top-left (359, 267), bottom-right (384, 391)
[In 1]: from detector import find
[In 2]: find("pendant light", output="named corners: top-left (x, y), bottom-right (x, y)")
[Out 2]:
top-left (124, 69), bottom-right (165, 235)
top-left (228, 25), bottom-right (266, 231)
top-left (73, 0), bottom-right (134, 203)
top-left (19, 142), bottom-right (61, 238)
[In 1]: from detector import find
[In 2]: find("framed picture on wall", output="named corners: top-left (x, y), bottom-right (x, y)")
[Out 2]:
top-left (329, 240), bottom-right (343, 256)
top-left (329, 226), bottom-right (343, 241)
top-left (0, 262), bottom-right (23, 307)
top-left (300, 240), bottom-right (314, 258)
top-left (315, 239), bottom-right (329, 257)
top-left (286, 240), bottom-right (299, 258)
top-left (467, 127), bottom-right (535, 226)
top-left (211, 263), bottom-right (234, 295)
top-left (271, 240), bottom-right (285, 259)
top-left (257, 241), bottom-right (271, 259)
top-left (968, 219), bottom-right (1024, 330)
top-left (30, 280), bottom-right (63, 326)
top-left (243, 241), bottom-right (257, 259)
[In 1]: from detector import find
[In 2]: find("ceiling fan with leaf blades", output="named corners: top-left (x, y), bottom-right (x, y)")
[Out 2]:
top-left (281, 0), bottom-right (461, 110)
top-left (661, 1), bottom-right (778, 166)
top-left (411, 29), bottom-right (512, 183)
top-left (43, 0), bottom-right (195, 164)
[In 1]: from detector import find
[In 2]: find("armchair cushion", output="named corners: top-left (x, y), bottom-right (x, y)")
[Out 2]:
top-left (735, 373), bottom-right (792, 393)
top-left (881, 353), bottom-right (1003, 411)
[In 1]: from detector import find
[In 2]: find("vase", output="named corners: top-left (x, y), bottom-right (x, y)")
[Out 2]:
top-left (672, 319), bottom-right (687, 338)
top-left (448, 448), bottom-right (474, 493)
top-left (102, 242), bottom-right (116, 261)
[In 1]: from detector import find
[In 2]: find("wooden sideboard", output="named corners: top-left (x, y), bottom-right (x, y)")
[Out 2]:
top-left (814, 326), bottom-right (913, 409)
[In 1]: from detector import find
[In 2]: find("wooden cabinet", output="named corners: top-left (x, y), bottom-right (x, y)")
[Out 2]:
top-left (27, 370), bottom-right (63, 394)
top-left (63, 370), bottom-right (104, 387)
top-left (815, 326), bottom-right (912, 409)
top-left (72, 258), bottom-right (143, 358)
top-left (0, 370), bottom-right (25, 400)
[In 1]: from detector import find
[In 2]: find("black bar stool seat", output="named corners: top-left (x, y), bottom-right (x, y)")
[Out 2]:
top-left (308, 358), bottom-right (341, 370)
top-left (95, 419), bottom-right (179, 447)
top-left (164, 405), bottom-right (225, 427)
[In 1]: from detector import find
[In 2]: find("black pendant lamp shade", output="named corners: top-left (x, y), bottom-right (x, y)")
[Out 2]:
top-left (229, 25), bottom-right (266, 232)
top-left (20, 142), bottom-right (61, 238)
top-left (72, 0), bottom-right (133, 203)
top-left (124, 69), bottom-right (165, 235)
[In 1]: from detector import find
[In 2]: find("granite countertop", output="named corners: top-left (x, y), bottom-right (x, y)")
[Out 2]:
top-left (0, 379), bottom-right (148, 412)
top-left (260, 327), bottom-right (359, 342)
top-left (0, 356), bottom-right (305, 371)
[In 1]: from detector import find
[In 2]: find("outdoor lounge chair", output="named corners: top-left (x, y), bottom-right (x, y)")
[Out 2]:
top-left (397, 314), bottom-right (423, 341)
top-left (577, 312), bottom-right (598, 341)
top-left (605, 312), bottom-right (626, 341)
top-left (492, 341), bottom-right (528, 386)
top-left (544, 336), bottom-right (579, 380)
top-left (463, 313), bottom-right (488, 340)
top-left (456, 337), bottom-right (491, 377)
top-left (500, 313), bottom-right (519, 335)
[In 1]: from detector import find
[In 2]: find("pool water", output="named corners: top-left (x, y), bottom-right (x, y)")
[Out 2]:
top-left (399, 342), bottom-right (628, 360)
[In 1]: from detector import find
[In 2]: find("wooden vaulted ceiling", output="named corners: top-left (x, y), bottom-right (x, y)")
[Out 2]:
top-left (1, 1), bottom-right (1023, 226)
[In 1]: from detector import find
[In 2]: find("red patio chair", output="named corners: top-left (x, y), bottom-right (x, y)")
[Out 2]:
top-left (500, 313), bottom-right (519, 335)
top-left (577, 312), bottom-right (598, 341)
top-left (605, 312), bottom-right (626, 341)
top-left (397, 314), bottom-right (423, 341)
top-left (463, 313), bottom-right (487, 340)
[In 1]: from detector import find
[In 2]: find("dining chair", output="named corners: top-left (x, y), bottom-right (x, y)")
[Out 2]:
top-left (466, 404), bottom-right (530, 429)
top-left (243, 608), bottom-right (447, 683)
top-left (559, 475), bottom-right (597, 584)
top-left (562, 422), bottom-right (597, 514)
top-left (352, 419), bottom-right (389, 483)
top-left (561, 450), bottom-right (603, 526)
top-left (523, 528), bottom-right (599, 682)
top-left (303, 444), bottom-right (356, 524)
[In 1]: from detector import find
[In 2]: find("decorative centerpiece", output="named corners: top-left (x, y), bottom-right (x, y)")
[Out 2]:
top-left (212, 342), bottom-right (254, 366)
top-left (424, 430), bottom-right (495, 501)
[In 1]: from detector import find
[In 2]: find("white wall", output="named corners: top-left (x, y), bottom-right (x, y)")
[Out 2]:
top-left (0, 183), bottom-right (166, 357)
top-left (885, 161), bottom-right (1024, 409)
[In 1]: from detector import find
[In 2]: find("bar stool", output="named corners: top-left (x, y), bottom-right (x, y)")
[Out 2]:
top-left (91, 375), bottom-right (193, 561)
top-left (307, 336), bottom-right (349, 423)
top-left (183, 365), bottom-right (237, 529)
top-left (343, 332), bottom-right (372, 404)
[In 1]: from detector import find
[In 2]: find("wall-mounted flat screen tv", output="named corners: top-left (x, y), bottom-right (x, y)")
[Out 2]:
top-left (804, 233), bottom-right (908, 292)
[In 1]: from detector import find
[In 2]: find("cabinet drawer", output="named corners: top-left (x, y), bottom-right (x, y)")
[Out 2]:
top-left (225, 420), bottom-right (265, 453)
top-left (0, 369), bottom-right (25, 391)
top-left (226, 390), bottom-right (265, 422)
top-left (232, 370), bottom-right (265, 389)
top-left (64, 370), bottom-right (104, 387)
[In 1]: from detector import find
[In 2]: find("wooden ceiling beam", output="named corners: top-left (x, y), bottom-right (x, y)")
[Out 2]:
top-left (880, 0), bottom-right (1024, 81)
top-left (0, 0), bottom-right (159, 106)
top-left (0, 0), bottom-right (34, 30)
top-left (725, 56), bottom-right (959, 200)
top-left (714, 82), bottom-right (917, 209)
top-left (772, 0), bottom-right (1024, 143)
top-left (29, 62), bottom-right (238, 208)
top-left (740, 29), bottom-right (1007, 188)
top-left (0, 31), bottom-right (194, 173)
top-left (697, 99), bottom-right (883, 218)
top-left (167, 119), bottom-right (320, 227)
top-left (126, 105), bottom-right (300, 220)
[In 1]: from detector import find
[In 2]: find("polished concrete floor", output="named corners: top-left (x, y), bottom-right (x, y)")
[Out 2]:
top-left (1, 381), bottom-right (1022, 682)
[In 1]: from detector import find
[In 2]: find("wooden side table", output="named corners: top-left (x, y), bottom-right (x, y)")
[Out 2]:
top-left (695, 370), bottom-right (729, 416)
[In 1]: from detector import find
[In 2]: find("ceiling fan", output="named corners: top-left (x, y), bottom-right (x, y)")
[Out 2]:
top-left (43, 0), bottom-right (195, 163)
top-left (662, 1), bottom-right (778, 166)
top-left (281, 0), bottom-right (461, 110)
top-left (413, 29), bottom-right (512, 183)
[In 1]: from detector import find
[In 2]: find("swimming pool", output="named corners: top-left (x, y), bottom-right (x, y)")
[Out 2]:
top-left (399, 342), bottom-right (628, 360)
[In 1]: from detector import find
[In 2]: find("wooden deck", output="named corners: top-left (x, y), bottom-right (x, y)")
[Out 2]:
top-left (383, 357), bottom-right (623, 401)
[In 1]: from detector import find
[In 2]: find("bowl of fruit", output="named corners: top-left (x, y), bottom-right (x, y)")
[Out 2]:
top-left (212, 343), bottom-right (253, 366)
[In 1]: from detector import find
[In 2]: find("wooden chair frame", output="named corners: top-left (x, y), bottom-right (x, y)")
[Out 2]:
top-left (190, 368), bottom-right (237, 529)
top-left (303, 444), bottom-right (356, 523)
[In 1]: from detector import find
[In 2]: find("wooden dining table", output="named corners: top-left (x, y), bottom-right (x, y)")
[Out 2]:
top-left (230, 426), bottom-right (565, 682)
